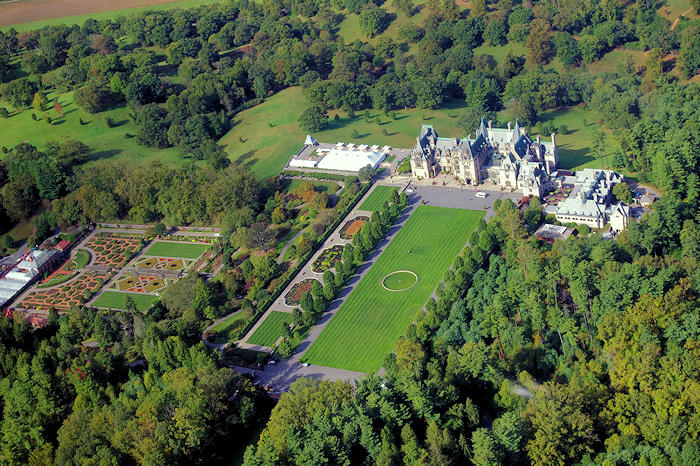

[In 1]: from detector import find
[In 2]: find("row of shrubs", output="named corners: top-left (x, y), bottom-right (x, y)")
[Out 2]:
top-left (282, 170), bottom-right (359, 184)
top-left (229, 180), bottom-right (375, 342)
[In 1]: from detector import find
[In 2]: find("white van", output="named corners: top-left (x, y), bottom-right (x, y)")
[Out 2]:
top-left (475, 192), bottom-right (487, 198)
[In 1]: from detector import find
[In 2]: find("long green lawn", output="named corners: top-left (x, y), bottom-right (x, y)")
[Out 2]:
top-left (304, 206), bottom-right (483, 373)
top-left (144, 241), bottom-right (210, 259)
top-left (359, 186), bottom-right (398, 212)
top-left (246, 311), bottom-right (291, 347)
top-left (92, 291), bottom-right (157, 311)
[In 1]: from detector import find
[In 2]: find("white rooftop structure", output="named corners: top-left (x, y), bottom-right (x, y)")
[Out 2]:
top-left (304, 135), bottom-right (317, 145)
top-left (0, 249), bottom-right (57, 307)
top-left (317, 146), bottom-right (386, 172)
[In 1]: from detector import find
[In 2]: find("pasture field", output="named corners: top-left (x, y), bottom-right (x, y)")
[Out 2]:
top-left (92, 291), bottom-right (157, 312)
top-left (246, 311), bottom-right (290, 348)
top-left (303, 206), bottom-right (483, 373)
top-left (359, 186), bottom-right (398, 212)
top-left (143, 241), bottom-right (210, 259)
top-left (0, 0), bottom-right (218, 31)
top-left (220, 87), bottom-right (471, 179)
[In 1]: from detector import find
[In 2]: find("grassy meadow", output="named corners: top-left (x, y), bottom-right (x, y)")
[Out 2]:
top-left (246, 311), bottom-right (290, 348)
top-left (221, 87), bottom-right (472, 179)
top-left (303, 206), bottom-right (483, 373)
top-left (0, 89), bottom-right (182, 164)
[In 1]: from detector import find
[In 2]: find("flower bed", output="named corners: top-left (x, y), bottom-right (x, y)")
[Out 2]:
top-left (284, 278), bottom-right (319, 306)
top-left (311, 245), bottom-right (344, 273)
top-left (339, 216), bottom-right (369, 240)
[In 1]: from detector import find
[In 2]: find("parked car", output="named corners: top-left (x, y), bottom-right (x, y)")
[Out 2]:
top-left (476, 192), bottom-right (487, 198)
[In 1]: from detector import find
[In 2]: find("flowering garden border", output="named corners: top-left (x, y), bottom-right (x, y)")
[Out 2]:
top-left (284, 278), bottom-right (320, 306)
top-left (339, 216), bottom-right (369, 240)
top-left (311, 245), bottom-right (344, 273)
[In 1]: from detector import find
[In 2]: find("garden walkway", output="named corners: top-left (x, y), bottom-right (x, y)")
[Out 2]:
top-left (231, 182), bottom-right (419, 391)
top-left (235, 183), bottom-right (384, 352)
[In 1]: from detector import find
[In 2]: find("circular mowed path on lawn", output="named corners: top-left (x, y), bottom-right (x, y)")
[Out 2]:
top-left (381, 271), bottom-right (417, 291)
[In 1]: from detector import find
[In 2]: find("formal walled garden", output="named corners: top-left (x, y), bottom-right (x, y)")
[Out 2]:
top-left (20, 272), bottom-right (110, 310)
top-left (311, 245), bottom-right (344, 273)
top-left (284, 278), bottom-right (320, 306)
top-left (339, 216), bottom-right (369, 240)
top-left (83, 235), bottom-right (143, 267)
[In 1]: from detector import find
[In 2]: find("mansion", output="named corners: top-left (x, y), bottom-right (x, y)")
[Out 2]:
top-left (410, 119), bottom-right (558, 197)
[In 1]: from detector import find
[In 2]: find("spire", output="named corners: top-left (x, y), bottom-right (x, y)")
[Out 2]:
top-left (513, 119), bottom-right (521, 139)
top-left (478, 117), bottom-right (487, 137)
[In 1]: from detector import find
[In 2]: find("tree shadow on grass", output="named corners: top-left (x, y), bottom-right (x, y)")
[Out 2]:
top-left (558, 146), bottom-right (595, 169)
top-left (235, 150), bottom-right (257, 164)
top-left (87, 149), bottom-right (123, 162)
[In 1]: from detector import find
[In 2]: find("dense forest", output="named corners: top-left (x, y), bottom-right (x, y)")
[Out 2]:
top-left (0, 0), bottom-right (698, 464)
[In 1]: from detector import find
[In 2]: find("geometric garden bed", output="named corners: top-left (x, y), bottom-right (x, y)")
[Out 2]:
top-left (339, 216), bottom-right (369, 240)
top-left (284, 278), bottom-right (319, 306)
top-left (311, 245), bottom-right (344, 273)
top-left (20, 272), bottom-right (109, 311)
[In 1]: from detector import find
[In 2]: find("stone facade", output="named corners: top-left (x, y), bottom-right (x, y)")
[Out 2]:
top-left (410, 119), bottom-right (558, 197)
top-left (554, 169), bottom-right (627, 230)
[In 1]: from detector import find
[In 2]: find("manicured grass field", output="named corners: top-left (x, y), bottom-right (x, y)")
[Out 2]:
top-left (92, 291), bottom-right (157, 312)
top-left (359, 186), bottom-right (398, 211)
top-left (304, 206), bottom-right (483, 373)
top-left (382, 271), bottom-right (416, 290)
top-left (220, 87), bottom-right (472, 179)
top-left (246, 311), bottom-right (291, 347)
top-left (144, 241), bottom-right (210, 259)
top-left (0, 90), bottom-right (182, 165)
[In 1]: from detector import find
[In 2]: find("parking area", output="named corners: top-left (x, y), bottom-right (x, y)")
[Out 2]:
top-left (403, 183), bottom-right (522, 218)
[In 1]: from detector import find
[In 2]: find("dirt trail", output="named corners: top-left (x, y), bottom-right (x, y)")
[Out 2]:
top-left (671, 8), bottom-right (693, 31)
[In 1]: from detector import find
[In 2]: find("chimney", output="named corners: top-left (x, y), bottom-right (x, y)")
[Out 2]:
top-left (536, 135), bottom-right (541, 145)
top-left (551, 133), bottom-right (556, 146)
top-left (507, 121), bottom-right (512, 131)
top-left (488, 120), bottom-right (492, 132)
